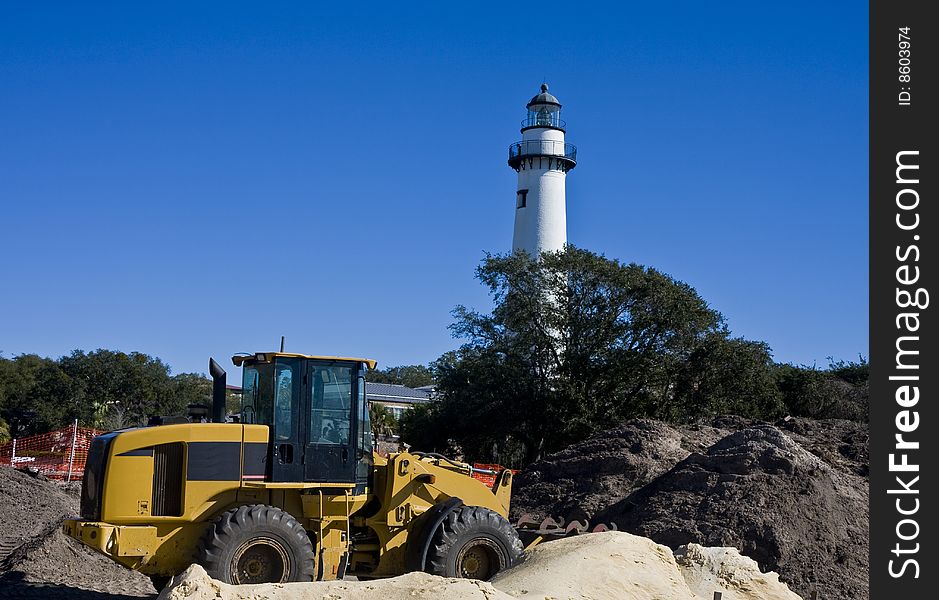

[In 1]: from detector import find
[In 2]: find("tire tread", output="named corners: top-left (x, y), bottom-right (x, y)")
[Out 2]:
top-left (196, 504), bottom-right (316, 584)
top-left (425, 505), bottom-right (523, 579)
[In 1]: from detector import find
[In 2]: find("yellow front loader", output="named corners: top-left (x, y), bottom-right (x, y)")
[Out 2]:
top-left (63, 352), bottom-right (521, 590)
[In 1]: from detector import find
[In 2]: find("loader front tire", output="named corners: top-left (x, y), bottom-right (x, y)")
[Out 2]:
top-left (197, 504), bottom-right (316, 585)
top-left (425, 506), bottom-right (523, 580)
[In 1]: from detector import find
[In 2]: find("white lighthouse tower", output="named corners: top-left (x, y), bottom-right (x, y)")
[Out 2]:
top-left (508, 84), bottom-right (577, 256)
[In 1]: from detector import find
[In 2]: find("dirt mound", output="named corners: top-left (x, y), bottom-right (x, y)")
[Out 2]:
top-left (5, 527), bottom-right (156, 598)
top-left (774, 417), bottom-right (869, 478)
top-left (0, 465), bottom-right (155, 598)
top-left (510, 419), bottom-right (727, 522)
top-left (596, 425), bottom-right (868, 600)
top-left (0, 467), bottom-right (75, 562)
top-left (161, 532), bottom-right (800, 600)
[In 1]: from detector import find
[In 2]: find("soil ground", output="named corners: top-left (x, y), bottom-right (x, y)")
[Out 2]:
top-left (0, 467), bottom-right (155, 599)
top-left (512, 417), bottom-right (869, 600)
top-left (0, 416), bottom-right (867, 600)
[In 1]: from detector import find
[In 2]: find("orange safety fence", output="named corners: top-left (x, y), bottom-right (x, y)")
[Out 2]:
top-left (0, 422), bottom-right (104, 481)
top-left (472, 463), bottom-right (517, 488)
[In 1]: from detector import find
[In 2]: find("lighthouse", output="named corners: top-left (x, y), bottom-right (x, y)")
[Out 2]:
top-left (507, 84), bottom-right (577, 257)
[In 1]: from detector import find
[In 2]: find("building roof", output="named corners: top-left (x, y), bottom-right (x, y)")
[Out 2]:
top-left (527, 83), bottom-right (561, 109)
top-left (366, 382), bottom-right (433, 405)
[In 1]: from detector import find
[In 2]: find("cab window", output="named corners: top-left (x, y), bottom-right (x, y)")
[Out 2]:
top-left (357, 366), bottom-right (371, 452)
top-left (274, 360), bottom-right (298, 440)
top-left (241, 363), bottom-right (273, 425)
top-left (310, 364), bottom-right (353, 445)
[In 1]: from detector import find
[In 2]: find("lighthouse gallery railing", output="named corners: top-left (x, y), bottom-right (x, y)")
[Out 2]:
top-left (508, 140), bottom-right (577, 162)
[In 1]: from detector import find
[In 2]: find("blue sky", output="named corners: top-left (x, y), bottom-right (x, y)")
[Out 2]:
top-left (0, 2), bottom-right (868, 376)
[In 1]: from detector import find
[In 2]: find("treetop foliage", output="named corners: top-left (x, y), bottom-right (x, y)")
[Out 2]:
top-left (400, 247), bottom-right (865, 467)
top-left (0, 349), bottom-right (210, 439)
top-left (774, 357), bottom-right (868, 422)
top-left (0, 250), bottom-right (867, 464)
top-left (366, 364), bottom-right (435, 389)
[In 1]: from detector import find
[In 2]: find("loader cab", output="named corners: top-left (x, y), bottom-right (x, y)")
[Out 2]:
top-left (234, 353), bottom-right (375, 490)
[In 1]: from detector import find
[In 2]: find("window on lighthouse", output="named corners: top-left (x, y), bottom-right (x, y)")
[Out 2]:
top-left (516, 189), bottom-right (528, 209)
top-left (536, 108), bottom-right (552, 126)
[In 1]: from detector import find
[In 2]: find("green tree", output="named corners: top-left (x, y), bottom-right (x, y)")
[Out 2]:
top-left (828, 356), bottom-right (869, 386)
top-left (398, 401), bottom-right (452, 454)
top-left (172, 373), bottom-right (213, 408)
top-left (0, 354), bottom-right (73, 437)
top-left (775, 358), bottom-right (868, 421)
top-left (58, 350), bottom-right (179, 428)
top-left (367, 365), bottom-right (435, 388)
top-left (672, 335), bottom-right (784, 420)
top-left (0, 349), bottom-right (226, 434)
top-left (368, 403), bottom-right (398, 439)
top-left (404, 247), bottom-right (783, 466)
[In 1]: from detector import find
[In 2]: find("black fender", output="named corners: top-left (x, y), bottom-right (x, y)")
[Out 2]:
top-left (404, 497), bottom-right (464, 572)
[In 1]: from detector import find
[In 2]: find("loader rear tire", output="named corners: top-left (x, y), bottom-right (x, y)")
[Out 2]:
top-left (425, 506), bottom-right (523, 580)
top-left (196, 504), bottom-right (316, 585)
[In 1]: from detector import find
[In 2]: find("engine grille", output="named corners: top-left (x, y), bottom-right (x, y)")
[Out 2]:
top-left (152, 442), bottom-right (184, 517)
top-left (80, 435), bottom-right (112, 520)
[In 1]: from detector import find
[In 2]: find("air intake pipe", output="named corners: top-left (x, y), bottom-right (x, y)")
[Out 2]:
top-left (209, 358), bottom-right (227, 423)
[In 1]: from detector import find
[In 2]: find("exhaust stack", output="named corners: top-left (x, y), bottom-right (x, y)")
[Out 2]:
top-left (209, 358), bottom-right (227, 423)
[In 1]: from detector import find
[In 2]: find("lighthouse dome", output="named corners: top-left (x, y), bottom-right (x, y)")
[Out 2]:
top-left (526, 83), bottom-right (561, 109)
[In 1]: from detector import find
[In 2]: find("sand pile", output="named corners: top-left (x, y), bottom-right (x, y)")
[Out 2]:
top-left (0, 465), bottom-right (154, 598)
top-left (161, 567), bottom-right (515, 600)
top-left (160, 532), bottom-right (800, 600)
top-left (675, 544), bottom-right (801, 600)
top-left (492, 531), bottom-right (700, 600)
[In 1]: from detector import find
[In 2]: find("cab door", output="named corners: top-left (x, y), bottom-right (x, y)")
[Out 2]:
top-left (303, 361), bottom-right (357, 483)
top-left (270, 357), bottom-right (303, 482)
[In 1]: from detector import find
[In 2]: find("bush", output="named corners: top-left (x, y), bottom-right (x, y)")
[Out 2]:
top-left (775, 359), bottom-right (868, 421)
